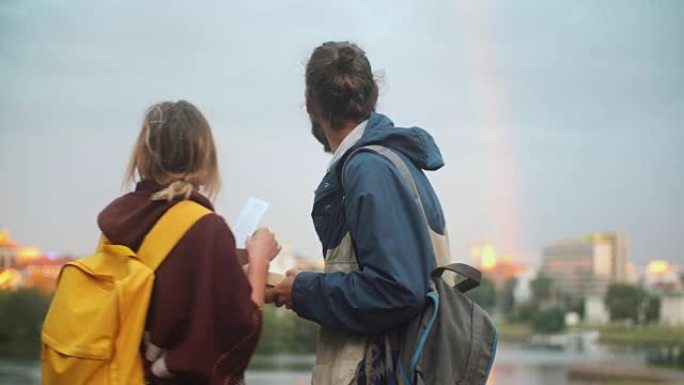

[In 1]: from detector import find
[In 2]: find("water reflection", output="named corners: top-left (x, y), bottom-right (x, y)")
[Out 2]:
top-left (2, 342), bottom-right (683, 385)
top-left (488, 342), bottom-right (641, 385)
top-left (245, 342), bottom-right (684, 385)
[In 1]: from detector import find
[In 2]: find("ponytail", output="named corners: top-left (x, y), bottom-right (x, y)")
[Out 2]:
top-left (151, 179), bottom-right (195, 202)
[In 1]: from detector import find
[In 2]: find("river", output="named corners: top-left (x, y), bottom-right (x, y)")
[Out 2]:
top-left (2, 341), bottom-right (683, 385)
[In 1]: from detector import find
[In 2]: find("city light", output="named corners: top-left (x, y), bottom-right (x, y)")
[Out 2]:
top-left (470, 242), bottom-right (530, 289)
top-left (647, 260), bottom-right (671, 275)
top-left (0, 229), bottom-right (71, 292)
top-left (0, 269), bottom-right (22, 290)
top-left (0, 229), bottom-right (17, 247)
top-left (481, 244), bottom-right (497, 271)
top-left (19, 246), bottom-right (42, 261)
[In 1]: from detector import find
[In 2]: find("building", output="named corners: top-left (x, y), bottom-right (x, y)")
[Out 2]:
top-left (0, 229), bottom-right (18, 270)
top-left (644, 260), bottom-right (681, 293)
top-left (0, 229), bottom-right (73, 292)
top-left (513, 270), bottom-right (536, 303)
top-left (586, 232), bottom-right (628, 283)
top-left (625, 262), bottom-right (640, 284)
top-left (584, 293), bottom-right (610, 325)
top-left (470, 242), bottom-right (529, 289)
top-left (660, 293), bottom-right (684, 326)
top-left (540, 232), bottom-right (627, 299)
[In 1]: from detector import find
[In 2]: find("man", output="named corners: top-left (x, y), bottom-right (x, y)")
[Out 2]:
top-left (274, 41), bottom-right (450, 385)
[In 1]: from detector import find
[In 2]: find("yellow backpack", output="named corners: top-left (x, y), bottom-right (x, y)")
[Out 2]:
top-left (41, 200), bottom-right (211, 385)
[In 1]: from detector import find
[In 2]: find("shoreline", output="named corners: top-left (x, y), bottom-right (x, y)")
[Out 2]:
top-left (498, 323), bottom-right (684, 346)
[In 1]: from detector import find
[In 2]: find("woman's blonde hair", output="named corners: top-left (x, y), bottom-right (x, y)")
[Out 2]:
top-left (124, 100), bottom-right (220, 201)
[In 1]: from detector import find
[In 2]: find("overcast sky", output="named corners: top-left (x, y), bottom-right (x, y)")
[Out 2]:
top-left (1, 0), bottom-right (682, 268)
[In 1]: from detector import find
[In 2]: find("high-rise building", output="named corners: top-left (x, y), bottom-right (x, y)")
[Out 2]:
top-left (584, 232), bottom-right (628, 283)
top-left (540, 232), bottom-right (628, 298)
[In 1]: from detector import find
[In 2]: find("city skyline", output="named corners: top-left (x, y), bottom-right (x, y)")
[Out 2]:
top-left (2, 226), bottom-right (681, 293)
top-left (2, 225), bottom-right (681, 272)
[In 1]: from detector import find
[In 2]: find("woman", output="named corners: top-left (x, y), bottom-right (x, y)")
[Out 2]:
top-left (98, 100), bottom-right (279, 384)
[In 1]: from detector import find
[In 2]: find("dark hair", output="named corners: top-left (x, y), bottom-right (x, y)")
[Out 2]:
top-left (305, 41), bottom-right (378, 130)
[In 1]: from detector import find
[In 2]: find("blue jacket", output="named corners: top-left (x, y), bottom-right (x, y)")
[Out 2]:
top-left (292, 113), bottom-right (447, 335)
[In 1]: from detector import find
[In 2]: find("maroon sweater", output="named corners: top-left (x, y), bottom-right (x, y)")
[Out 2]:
top-left (98, 181), bottom-right (261, 385)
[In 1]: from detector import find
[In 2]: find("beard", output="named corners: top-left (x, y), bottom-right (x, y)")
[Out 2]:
top-left (310, 117), bottom-right (332, 153)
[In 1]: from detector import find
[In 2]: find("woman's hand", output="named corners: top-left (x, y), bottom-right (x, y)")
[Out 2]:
top-left (236, 249), bottom-right (249, 265)
top-left (246, 228), bottom-right (281, 265)
top-left (245, 228), bottom-right (280, 309)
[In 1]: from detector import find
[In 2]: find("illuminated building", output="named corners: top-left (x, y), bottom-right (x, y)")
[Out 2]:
top-left (0, 229), bottom-right (72, 292)
top-left (470, 242), bottom-right (529, 289)
top-left (0, 229), bottom-right (21, 290)
top-left (0, 229), bottom-right (18, 269)
top-left (540, 232), bottom-right (628, 298)
top-left (0, 269), bottom-right (22, 290)
top-left (21, 255), bottom-right (72, 293)
top-left (644, 260), bottom-right (681, 292)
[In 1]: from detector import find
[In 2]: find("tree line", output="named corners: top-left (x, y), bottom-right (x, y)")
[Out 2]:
top-left (0, 288), bottom-right (319, 359)
top-left (466, 275), bottom-right (662, 334)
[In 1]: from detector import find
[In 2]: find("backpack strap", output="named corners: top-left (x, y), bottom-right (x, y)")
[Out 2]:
top-left (342, 144), bottom-right (434, 264)
top-left (342, 145), bottom-right (481, 291)
top-left (344, 145), bottom-right (431, 230)
top-left (136, 200), bottom-right (213, 270)
top-left (432, 263), bottom-right (481, 293)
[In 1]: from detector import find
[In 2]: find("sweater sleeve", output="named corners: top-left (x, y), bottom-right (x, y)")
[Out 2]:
top-left (291, 152), bottom-right (432, 335)
top-left (147, 213), bottom-right (261, 385)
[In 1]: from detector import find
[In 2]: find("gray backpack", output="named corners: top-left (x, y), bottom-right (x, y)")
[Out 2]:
top-left (345, 145), bottom-right (497, 385)
top-left (396, 263), bottom-right (497, 385)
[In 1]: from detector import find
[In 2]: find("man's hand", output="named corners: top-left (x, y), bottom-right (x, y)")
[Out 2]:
top-left (264, 287), bottom-right (277, 304)
top-left (274, 269), bottom-right (301, 309)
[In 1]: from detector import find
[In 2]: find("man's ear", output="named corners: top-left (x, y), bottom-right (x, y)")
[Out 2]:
top-left (305, 89), bottom-right (312, 114)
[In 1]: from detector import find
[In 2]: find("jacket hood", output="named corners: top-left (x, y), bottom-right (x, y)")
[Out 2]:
top-left (353, 113), bottom-right (444, 171)
top-left (97, 181), bottom-right (213, 250)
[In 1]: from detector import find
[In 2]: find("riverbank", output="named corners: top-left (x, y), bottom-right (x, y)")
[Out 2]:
top-left (568, 363), bottom-right (677, 383)
top-left (498, 323), bottom-right (684, 346)
top-left (590, 325), bottom-right (684, 346)
top-left (497, 323), bottom-right (534, 342)
top-left (497, 322), bottom-right (684, 380)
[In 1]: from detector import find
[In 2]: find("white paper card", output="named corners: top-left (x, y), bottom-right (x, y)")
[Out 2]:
top-left (234, 197), bottom-right (270, 248)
